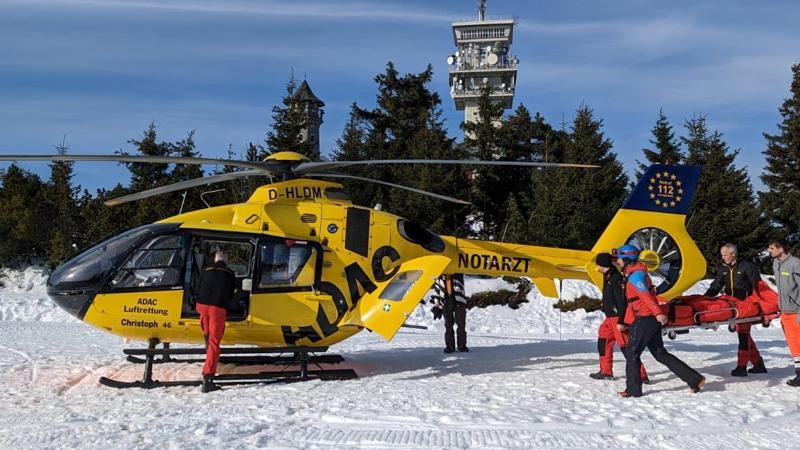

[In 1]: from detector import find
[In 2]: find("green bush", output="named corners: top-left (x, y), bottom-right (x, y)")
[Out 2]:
top-left (553, 295), bottom-right (602, 313)
top-left (467, 277), bottom-right (531, 310)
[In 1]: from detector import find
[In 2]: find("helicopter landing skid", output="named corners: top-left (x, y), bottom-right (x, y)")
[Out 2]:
top-left (99, 343), bottom-right (357, 389)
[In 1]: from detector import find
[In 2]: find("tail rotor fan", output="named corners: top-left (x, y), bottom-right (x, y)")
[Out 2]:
top-left (626, 227), bottom-right (683, 295)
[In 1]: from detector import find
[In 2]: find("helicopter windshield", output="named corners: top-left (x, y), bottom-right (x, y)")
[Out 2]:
top-left (48, 223), bottom-right (180, 292)
top-left (109, 234), bottom-right (186, 289)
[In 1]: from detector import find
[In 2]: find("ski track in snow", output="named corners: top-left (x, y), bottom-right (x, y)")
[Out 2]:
top-left (3, 272), bottom-right (800, 449)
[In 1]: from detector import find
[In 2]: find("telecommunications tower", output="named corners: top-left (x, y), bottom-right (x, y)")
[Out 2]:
top-left (447, 0), bottom-right (518, 125)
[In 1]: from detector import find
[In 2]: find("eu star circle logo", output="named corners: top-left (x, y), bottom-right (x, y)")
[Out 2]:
top-left (647, 170), bottom-right (684, 209)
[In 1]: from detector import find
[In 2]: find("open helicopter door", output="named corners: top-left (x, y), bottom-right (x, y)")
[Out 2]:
top-left (183, 234), bottom-right (256, 322)
top-left (343, 255), bottom-right (450, 340)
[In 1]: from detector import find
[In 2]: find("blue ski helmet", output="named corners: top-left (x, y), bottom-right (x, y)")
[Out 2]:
top-left (612, 244), bottom-right (640, 262)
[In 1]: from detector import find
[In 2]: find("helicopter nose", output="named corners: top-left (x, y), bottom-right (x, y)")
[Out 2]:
top-left (47, 287), bottom-right (97, 320)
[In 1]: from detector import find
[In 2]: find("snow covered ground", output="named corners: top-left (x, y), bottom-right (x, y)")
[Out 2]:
top-left (2, 269), bottom-right (800, 449)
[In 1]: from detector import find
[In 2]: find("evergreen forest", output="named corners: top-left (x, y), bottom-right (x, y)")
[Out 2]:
top-left (2, 63), bottom-right (800, 276)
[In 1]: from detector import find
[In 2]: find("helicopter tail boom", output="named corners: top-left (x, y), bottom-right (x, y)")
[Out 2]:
top-left (440, 164), bottom-right (705, 299)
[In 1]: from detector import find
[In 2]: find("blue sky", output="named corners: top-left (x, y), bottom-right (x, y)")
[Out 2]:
top-left (1, 0), bottom-right (798, 194)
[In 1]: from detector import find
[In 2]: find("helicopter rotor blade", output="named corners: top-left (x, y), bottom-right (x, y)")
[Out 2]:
top-left (304, 172), bottom-right (471, 205)
top-left (295, 159), bottom-right (600, 174)
top-left (0, 154), bottom-right (284, 174)
top-left (104, 170), bottom-right (263, 206)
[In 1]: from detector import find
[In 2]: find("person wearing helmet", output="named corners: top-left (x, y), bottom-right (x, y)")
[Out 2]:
top-left (613, 244), bottom-right (706, 397)
top-left (590, 252), bottom-right (649, 383)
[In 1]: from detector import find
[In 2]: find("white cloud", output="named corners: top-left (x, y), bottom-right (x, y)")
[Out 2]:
top-left (6, 0), bottom-right (451, 23)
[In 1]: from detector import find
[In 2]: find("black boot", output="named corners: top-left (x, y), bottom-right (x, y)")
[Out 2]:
top-left (787, 373), bottom-right (800, 387)
top-left (202, 375), bottom-right (221, 393)
top-left (443, 347), bottom-right (455, 354)
top-left (748, 358), bottom-right (768, 374)
top-left (589, 371), bottom-right (615, 380)
top-left (731, 366), bottom-right (748, 377)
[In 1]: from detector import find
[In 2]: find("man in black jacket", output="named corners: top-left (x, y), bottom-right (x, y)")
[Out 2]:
top-left (704, 243), bottom-right (767, 376)
top-left (590, 253), bottom-right (648, 382)
top-left (197, 251), bottom-right (236, 393)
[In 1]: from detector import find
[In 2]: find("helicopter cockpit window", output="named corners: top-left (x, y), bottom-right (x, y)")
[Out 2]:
top-left (110, 234), bottom-right (186, 289)
top-left (397, 219), bottom-right (445, 253)
top-left (258, 240), bottom-right (314, 287)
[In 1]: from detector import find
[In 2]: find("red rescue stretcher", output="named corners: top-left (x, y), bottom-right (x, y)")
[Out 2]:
top-left (660, 280), bottom-right (780, 340)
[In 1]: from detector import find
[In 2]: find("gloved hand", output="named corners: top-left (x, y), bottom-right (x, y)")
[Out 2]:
top-left (431, 306), bottom-right (443, 320)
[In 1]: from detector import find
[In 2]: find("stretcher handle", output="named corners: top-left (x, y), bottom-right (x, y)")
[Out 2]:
top-left (693, 307), bottom-right (738, 323)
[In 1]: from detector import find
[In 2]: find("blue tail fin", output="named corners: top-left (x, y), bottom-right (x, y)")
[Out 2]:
top-left (623, 164), bottom-right (701, 215)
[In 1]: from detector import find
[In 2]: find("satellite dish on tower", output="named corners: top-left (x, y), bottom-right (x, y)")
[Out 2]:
top-left (487, 53), bottom-right (499, 66)
top-left (447, 55), bottom-right (455, 65)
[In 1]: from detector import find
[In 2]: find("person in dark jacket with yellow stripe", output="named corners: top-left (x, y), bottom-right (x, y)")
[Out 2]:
top-left (703, 243), bottom-right (767, 376)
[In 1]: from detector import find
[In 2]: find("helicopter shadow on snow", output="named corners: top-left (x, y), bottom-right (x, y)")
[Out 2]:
top-left (339, 336), bottom-right (601, 381)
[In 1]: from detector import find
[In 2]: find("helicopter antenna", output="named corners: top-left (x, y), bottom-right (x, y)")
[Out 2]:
top-left (178, 191), bottom-right (188, 214)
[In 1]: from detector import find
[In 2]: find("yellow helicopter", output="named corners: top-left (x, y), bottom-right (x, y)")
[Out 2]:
top-left (0, 151), bottom-right (705, 386)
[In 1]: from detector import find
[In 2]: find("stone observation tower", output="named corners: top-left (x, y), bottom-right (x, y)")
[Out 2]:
top-left (448, 0), bottom-right (518, 125)
top-left (291, 80), bottom-right (325, 161)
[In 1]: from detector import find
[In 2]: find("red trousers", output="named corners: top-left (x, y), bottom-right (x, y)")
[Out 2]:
top-left (734, 322), bottom-right (761, 367)
top-left (780, 312), bottom-right (800, 358)
top-left (598, 316), bottom-right (648, 378)
top-left (197, 303), bottom-right (226, 376)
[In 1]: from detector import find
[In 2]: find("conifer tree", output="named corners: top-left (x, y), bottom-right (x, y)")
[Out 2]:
top-left (499, 192), bottom-right (530, 243)
top-left (683, 115), bottom-right (764, 265)
top-left (122, 123), bottom-right (206, 226)
top-left (496, 106), bottom-right (554, 241)
top-left (122, 122), bottom-right (173, 226)
top-left (266, 78), bottom-right (313, 157)
top-left (331, 104), bottom-right (371, 207)
top-left (461, 87), bottom-right (505, 238)
top-left (46, 138), bottom-right (82, 267)
top-left (78, 185), bottom-right (136, 249)
top-left (0, 165), bottom-right (51, 265)
top-left (761, 63), bottom-right (800, 249)
top-left (528, 104), bottom-right (628, 249)
top-left (637, 109), bottom-right (684, 177)
top-left (337, 63), bottom-right (467, 233)
top-left (168, 131), bottom-right (206, 213)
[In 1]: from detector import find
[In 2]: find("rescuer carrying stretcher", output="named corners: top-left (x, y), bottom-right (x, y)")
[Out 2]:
top-left (590, 252), bottom-right (648, 382)
top-left (703, 243), bottom-right (767, 376)
top-left (614, 245), bottom-right (706, 398)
